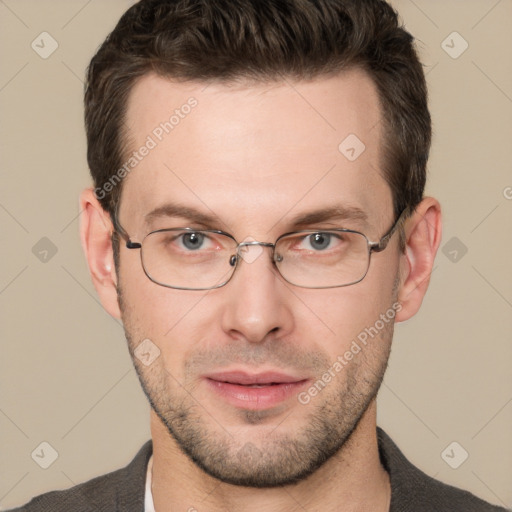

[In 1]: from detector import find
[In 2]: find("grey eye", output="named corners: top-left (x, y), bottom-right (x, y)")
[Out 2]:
top-left (308, 233), bottom-right (331, 250)
top-left (182, 232), bottom-right (205, 250)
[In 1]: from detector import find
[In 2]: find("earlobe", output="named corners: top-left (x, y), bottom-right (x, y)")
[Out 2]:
top-left (395, 197), bottom-right (442, 323)
top-left (79, 188), bottom-right (122, 320)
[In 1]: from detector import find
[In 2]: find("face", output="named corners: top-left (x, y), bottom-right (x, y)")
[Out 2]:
top-left (116, 69), bottom-right (402, 487)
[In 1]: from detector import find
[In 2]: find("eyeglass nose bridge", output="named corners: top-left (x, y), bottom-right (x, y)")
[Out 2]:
top-left (229, 240), bottom-right (279, 267)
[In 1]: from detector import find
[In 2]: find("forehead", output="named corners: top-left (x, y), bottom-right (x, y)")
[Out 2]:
top-left (119, 69), bottom-right (392, 235)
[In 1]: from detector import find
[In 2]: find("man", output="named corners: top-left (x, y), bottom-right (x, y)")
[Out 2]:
top-left (10, 0), bottom-right (509, 511)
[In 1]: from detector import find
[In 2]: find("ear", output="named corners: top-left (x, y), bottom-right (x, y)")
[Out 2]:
top-left (395, 197), bottom-right (442, 322)
top-left (79, 188), bottom-right (121, 320)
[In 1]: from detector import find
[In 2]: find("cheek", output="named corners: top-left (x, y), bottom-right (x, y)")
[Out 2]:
top-left (119, 254), bottom-right (198, 331)
top-left (118, 265), bottom-right (223, 372)
top-left (297, 276), bottom-right (397, 355)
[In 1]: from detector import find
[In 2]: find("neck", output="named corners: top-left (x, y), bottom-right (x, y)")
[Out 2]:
top-left (149, 401), bottom-right (390, 512)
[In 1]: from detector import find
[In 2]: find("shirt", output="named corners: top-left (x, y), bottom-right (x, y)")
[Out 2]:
top-left (144, 455), bottom-right (155, 512)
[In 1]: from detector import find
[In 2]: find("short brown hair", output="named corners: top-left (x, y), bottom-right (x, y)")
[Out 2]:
top-left (85, 0), bottom-right (431, 253)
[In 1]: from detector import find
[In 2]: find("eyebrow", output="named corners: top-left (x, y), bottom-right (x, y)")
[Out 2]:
top-left (143, 202), bottom-right (369, 230)
top-left (144, 203), bottom-right (222, 229)
top-left (286, 205), bottom-right (369, 229)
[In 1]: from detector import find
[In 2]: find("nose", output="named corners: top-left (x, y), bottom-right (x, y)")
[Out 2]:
top-left (220, 243), bottom-right (294, 343)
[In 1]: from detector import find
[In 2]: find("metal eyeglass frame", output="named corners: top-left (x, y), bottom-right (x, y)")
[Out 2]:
top-left (111, 206), bottom-right (409, 290)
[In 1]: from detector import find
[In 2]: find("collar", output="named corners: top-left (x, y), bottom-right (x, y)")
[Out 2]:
top-left (145, 454), bottom-right (155, 512)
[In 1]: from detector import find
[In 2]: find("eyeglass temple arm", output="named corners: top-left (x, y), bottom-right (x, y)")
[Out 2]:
top-left (110, 208), bottom-right (142, 249)
top-left (369, 206), bottom-right (410, 253)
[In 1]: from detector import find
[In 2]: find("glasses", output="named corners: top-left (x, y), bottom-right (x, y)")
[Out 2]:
top-left (112, 207), bottom-right (408, 290)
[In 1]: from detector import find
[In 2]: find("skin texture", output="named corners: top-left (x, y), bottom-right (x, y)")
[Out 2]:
top-left (80, 68), bottom-right (442, 511)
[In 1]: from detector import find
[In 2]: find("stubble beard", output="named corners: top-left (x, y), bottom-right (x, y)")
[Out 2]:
top-left (117, 279), bottom-right (397, 488)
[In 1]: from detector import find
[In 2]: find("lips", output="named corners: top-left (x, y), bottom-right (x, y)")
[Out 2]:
top-left (206, 370), bottom-right (305, 385)
top-left (204, 371), bottom-right (310, 410)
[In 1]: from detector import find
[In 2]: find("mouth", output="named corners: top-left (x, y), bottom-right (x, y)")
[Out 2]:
top-left (204, 371), bottom-right (310, 410)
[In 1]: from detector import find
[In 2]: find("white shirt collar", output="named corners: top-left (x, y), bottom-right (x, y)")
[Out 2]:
top-left (144, 454), bottom-right (156, 512)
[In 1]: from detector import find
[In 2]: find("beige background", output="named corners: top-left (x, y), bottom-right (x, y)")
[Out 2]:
top-left (1, 0), bottom-right (511, 509)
